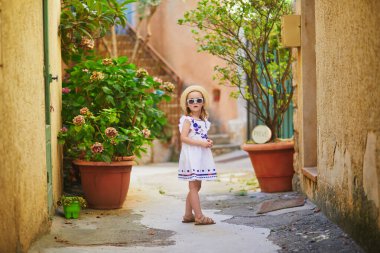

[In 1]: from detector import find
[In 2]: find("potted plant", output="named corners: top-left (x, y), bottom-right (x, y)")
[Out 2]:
top-left (58, 195), bottom-right (87, 219)
top-left (179, 0), bottom-right (294, 192)
top-left (58, 57), bottom-right (174, 208)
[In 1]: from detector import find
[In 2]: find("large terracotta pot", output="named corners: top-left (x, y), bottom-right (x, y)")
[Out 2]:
top-left (73, 156), bottom-right (134, 209)
top-left (242, 142), bottom-right (294, 193)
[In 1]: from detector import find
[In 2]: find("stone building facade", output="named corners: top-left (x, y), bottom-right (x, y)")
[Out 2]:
top-left (293, 0), bottom-right (380, 251)
top-left (137, 0), bottom-right (246, 143)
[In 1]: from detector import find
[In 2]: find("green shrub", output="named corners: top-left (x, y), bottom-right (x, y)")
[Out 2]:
top-left (59, 57), bottom-right (174, 162)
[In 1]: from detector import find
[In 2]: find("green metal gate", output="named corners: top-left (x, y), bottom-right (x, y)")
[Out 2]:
top-left (246, 50), bottom-right (294, 140)
top-left (247, 86), bottom-right (293, 139)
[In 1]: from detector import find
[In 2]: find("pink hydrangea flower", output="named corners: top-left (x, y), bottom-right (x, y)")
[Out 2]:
top-left (80, 107), bottom-right (90, 115)
top-left (136, 68), bottom-right (149, 78)
top-left (90, 71), bottom-right (105, 82)
top-left (60, 127), bottom-right (68, 133)
top-left (160, 82), bottom-right (175, 93)
top-left (142, 128), bottom-right (151, 138)
top-left (154, 77), bottom-right (163, 83)
top-left (102, 58), bottom-right (113, 66)
top-left (91, 142), bottom-right (104, 153)
top-left (105, 127), bottom-right (118, 138)
top-left (73, 115), bottom-right (85, 126)
top-left (80, 37), bottom-right (94, 49)
top-left (62, 87), bottom-right (71, 94)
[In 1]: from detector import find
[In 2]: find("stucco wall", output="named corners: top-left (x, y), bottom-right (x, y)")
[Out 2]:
top-left (143, 0), bottom-right (239, 132)
top-left (315, 0), bottom-right (380, 250)
top-left (50, 0), bottom-right (63, 207)
top-left (0, 0), bottom-right (62, 252)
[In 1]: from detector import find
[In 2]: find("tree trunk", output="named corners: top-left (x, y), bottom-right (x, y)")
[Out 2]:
top-left (111, 26), bottom-right (118, 58)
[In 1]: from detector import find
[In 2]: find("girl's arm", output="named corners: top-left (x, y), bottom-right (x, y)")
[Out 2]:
top-left (181, 120), bottom-right (212, 148)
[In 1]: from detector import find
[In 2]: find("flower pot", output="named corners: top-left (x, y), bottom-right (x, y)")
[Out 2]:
top-left (63, 201), bottom-right (81, 219)
top-left (242, 142), bottom-right (294, 193)
top-left (73, 157), bottom-right (134, 209)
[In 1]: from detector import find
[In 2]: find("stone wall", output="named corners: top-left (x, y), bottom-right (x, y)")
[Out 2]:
top-left (0, 0), bottom-right (62, 252)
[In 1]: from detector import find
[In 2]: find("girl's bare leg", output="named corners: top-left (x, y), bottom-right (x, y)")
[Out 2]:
top-left (188, 180), bottom-right (203, 219)
top-left (184, 180), bottom-right (202, 219)
top-left (184, 193), bottom-right (193, 219)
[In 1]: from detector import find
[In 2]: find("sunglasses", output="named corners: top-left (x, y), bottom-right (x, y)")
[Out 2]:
top-left (187, 97), bottom-right (204, 105)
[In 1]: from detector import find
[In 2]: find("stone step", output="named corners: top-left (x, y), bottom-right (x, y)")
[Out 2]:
top-left (213, 150), bottom-right (248, 163)
top-left (118, 49), bottom-right (134, 56)
top-left (208, 133), bottom-right (230, 145)
top-left (138, 57), bottom-right (162, 66)
top-left (211, 143), bottom-right (241, 157)
top-left (208, 124), bottom-right (220, 135)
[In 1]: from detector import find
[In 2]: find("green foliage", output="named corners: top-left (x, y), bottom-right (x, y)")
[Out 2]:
top-left (59, 0), bottom-right (133, 63)
top-left (158, 186), bottom-right (165, 195)
top-left (179, 0), bottom-right (293, 140)
top-left (59, 195), bottom-right (87, 208)
top-left (59, 57), bottom-right (173, 161)
top-left (236, 189), bottom-right (248, 196)
top-left (137, 0), bottom-right (162, 19)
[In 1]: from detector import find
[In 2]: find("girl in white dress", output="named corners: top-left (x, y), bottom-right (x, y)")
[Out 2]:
top-left (178, 85), bottom-right (216, 225)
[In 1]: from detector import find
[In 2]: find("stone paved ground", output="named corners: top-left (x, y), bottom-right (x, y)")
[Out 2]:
top-left (202, 193), bottom-right (363, 253)
top-left (29, 158), bottom-right (365, 253)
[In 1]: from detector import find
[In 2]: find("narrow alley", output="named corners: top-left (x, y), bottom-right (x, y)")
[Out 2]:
top-left (29, 154), bottom-right (364, 253)
top-left (1, 1), bottom-right (379, 253)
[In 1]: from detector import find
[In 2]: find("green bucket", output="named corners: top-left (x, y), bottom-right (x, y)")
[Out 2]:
top-left (63, 201), bottom-right (81, 219)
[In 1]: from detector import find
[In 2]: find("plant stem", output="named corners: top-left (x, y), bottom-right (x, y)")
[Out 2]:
top-left (126, 94), bottom-right (143, 154)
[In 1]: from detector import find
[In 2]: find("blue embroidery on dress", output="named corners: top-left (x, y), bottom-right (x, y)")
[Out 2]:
top-left (191, 118), bottom-right (208, 139)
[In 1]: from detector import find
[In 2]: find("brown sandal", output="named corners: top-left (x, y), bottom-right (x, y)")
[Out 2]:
top-left (182, 215), bottom-right (195, 223)
top-left (194, 215), bottom-right (216, 225)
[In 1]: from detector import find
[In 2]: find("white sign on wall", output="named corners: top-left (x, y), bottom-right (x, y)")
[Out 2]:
top-left (252, 125), bottom-right (272, 144)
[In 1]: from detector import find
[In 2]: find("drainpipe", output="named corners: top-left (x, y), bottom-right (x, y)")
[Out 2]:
top-left (43, 0), bottom-right (54, 214)
top-left (43, 0), bottom-right (50, 124)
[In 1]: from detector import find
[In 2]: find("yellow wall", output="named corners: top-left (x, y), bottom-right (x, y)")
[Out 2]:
top-left (50, 0), bottom-right (63, 205)
top-left (296, 0), bottom-right (380, 250)
top-left (0, 0), bottom-right (62, 252)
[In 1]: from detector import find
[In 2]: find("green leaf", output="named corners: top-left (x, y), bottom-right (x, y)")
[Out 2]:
top-left (101, 154), bottom-right (112, 163)
top-left (105, 95), bottom-right (115, 106)
top-left (115, 56), bottom-right (128, 64)
top-left (102, 86), bottom-right (113, 94)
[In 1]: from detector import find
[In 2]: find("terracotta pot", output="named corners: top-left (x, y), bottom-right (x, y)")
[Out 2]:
top-left (242, 142), bottom-right (294, 193)
top-left (73, 157), bottom-right (134, 209)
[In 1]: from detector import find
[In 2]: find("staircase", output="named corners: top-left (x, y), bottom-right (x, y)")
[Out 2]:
top-left (96, 26), bottom-right (183, 160)
top-left (208, 123), bottom-right (241, 157)
top-left (96, 26), bottom-right (240, 159)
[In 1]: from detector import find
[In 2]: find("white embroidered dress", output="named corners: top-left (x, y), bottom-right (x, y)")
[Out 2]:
top-left (178, 115), bottom-right (217, 181)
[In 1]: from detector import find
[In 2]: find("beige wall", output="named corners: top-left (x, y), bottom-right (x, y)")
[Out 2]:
top-left (293, 0), bottom-right (318, 195)
top-left (0, 0), bottom-right (62, 252)
top-left (141, 0), bottom-right (238, 132)
top-left (50, 0), bottom-right (63, 206)
top-left (296, 0), bottom-right (380, 250)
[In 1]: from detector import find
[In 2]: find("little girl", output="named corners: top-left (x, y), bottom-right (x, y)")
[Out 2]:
top-left (178, 85), bottom-right (217, 225)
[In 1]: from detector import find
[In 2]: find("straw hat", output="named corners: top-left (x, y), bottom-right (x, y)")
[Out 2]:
top-left (180, 85), bottom-right (210, 113)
